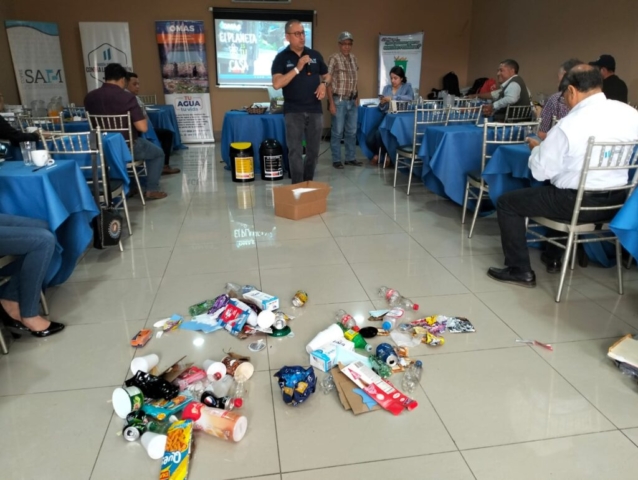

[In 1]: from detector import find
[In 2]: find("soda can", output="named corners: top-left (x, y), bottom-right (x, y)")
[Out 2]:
top-left (292, 290), bottom-right (308, 307)
top-left (376, 343), bottom-right (399, 367)
top-left (123, 425), bottom-right (141, 442)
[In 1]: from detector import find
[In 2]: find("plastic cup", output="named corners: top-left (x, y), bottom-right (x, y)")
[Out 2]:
top-left (202, 360), bottom-right (227, 381)
top-left (140, 432), bottom-right (167, 459)
top-left (112, 386), bottom-right (144, 418)
top-left (130, 354), bottom-right (159, 375)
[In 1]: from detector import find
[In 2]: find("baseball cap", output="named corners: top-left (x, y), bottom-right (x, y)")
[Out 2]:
top-left (589, 54), bottom-right (615, 71)
top-left (338, 31), bottom-right (353, 43)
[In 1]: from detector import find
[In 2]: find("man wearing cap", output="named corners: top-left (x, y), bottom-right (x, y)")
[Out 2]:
top-left (271, 19), bottom-right (331, 184)
top-left (327, 32), bottom-right (361, 169)
top-left (590, 54), bottom-right (628, 103)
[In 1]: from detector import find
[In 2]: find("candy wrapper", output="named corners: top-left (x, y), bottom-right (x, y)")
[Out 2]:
top-left (444, 316), bottom-right (475, 333)
top-left (207, 294), bottom-right (230, 314)
top-left (273, 366), bottom-right (316, 406)
top-left (422, 332), bottom-right (445, 347)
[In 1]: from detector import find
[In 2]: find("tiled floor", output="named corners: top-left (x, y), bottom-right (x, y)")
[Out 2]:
top-left (3, 143), bottom-right (638, 480)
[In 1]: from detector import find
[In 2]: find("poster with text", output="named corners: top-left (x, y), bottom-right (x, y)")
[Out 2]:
top-left (156, 20), bottom-right (214, 143)
top-left (5, 21), bottom-right (69, 105)
top-left (378, 32), bottom-right (424, 97)
top-left (79, 22), bottom-right (133, 92)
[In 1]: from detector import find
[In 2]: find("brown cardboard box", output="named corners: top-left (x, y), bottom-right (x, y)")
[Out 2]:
top-left (273, 181), bottom-right (331, 220)
top-left (331, 364), bottom-right (381, 415)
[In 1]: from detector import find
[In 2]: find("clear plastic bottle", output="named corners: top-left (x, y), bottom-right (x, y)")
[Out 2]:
top-left (335, 309), bottom-right (357, 330)
top-left (225, 283), bottom-right (258, 299)
top-left (401, 360), bottom-right (423, 394)
top-left (207, 374), bottom-right (234, 398)
top-left (228, 379), bottom-right (245, 410)
top-left (378, 286), bottom-right (419, 311)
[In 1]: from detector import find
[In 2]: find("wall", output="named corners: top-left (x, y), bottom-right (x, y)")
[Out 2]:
top-left (1, 0), bottom-right (473, 134)
top-left (468, 0), bottom-right (638, 103)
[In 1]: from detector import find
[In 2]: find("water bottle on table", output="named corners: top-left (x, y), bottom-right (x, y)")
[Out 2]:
top-left (378, 286), bottom-right (419, 311)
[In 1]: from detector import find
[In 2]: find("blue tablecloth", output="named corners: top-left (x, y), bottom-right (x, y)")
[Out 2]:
top-left (357, 106), bottom-right (385, 159)
top-left (378, 113), bottom-right (415, 161)
top-left (64, 121), bottom-right (90, 133)
top-left (611, 191), bottom-right (638, 259)
top-left (221, 111), bottom-right (288, 173)
top-left (0, 160), bottom-right (99, 286)
top-left (482, 144), bottom-right (542, 204)
top-left (147, 105), bottom-right (186, 150)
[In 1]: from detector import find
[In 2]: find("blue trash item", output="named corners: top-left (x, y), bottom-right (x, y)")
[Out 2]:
top-left (273, 366), bottom-right (317, 406)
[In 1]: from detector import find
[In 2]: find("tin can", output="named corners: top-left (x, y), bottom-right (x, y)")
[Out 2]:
top-left (123, 425), bottom-right (141, 442)
top-left (291, 290), bottom-right (308, 307)
top-left (376, 343), bottom-right (399, 367)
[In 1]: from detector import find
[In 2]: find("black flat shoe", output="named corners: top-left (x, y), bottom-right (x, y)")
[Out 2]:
top-left (345, 160), bottom-right (363, 166)
top-left (487, 266), bottom-right (536, 288)
top-left (540, 252), bottom-right (562, 274)
top-left (333, 163), bottom-right (345, 169)
top-left (29, 321), bottom-right (65, 338)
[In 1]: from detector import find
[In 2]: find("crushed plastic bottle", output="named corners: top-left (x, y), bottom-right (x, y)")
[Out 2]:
top-left (401, 360), bottom-right (423, 394)
top-left (368, 355), bottom-right (393, 379)
top-left (378, 286), bottom-right (419, 311)
top-left (320, 374), bottom-right (335, 394)
top-left (335, 309), bottom-right (358, 330)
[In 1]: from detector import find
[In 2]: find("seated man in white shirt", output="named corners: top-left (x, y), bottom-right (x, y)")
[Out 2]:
top-left (488, 64), bottom-right (638, 287)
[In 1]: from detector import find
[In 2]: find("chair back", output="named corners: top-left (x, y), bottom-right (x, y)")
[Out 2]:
top-left (568, 137), bottom-right (638, 228)
top-left (63, 106), bottom-right (86, 119)
top-left (43, 129), bottom-right (111, 204)
top-left (86, 112), bottom-right (134, 160)
top-left (410, 100), bottom-right (448, 154)
top-left (504, 104), bottom-right (534, 123)
top-left (480, 121), bottom-right (540, 173)
top-left (138, 94), bottom-right (157, 105)
top-left (18, 113), bottom-right (64, 133)
top-left (446, 105), bottom-right (482, 126)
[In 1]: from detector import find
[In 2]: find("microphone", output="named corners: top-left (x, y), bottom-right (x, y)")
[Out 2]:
top-left (304, 62), bottom-right (310, 76)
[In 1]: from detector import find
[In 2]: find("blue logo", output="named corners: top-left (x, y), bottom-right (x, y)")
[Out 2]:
top-left (103, 48), bottom-right (112, 61)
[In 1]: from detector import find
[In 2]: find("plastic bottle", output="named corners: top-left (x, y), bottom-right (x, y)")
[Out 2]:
top-left (335, 309), bottom-right (358, 330)
top-left (401, 360), bottom-right (423, 394)
top-left (378, 286), bottom-right (419, 311)
top-left (343, 328), bottom-right (373, 352)
top-left (225, 282), bottom-right (259, 299)
top-left (228, 379), bottom-right (245, 410)
top-left (207, 374), bottom-right (234, 398)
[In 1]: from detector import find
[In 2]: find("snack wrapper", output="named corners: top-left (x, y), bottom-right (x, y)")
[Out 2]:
top-left (160, 420), bottom-right (193, 480)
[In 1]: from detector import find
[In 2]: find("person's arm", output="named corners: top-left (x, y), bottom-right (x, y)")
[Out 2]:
top-left (272, 54), bottom-right (311, 90)
top-left (327, 56), bottom-right (337, 114)
top-left (0, 115), bottom-right (39, 145)
top-left (492, 82), bottom-right (521, 111)
top-left (538, 94), bottom-right (559, 135)
top-left (315, 54), bottom-right (330, 100)
top-left (394, 83), bottom-right (414, 101)
top-left (128, 97), bottom-right (147, 133)
top-left (528, 126), bottom-right (569, 181)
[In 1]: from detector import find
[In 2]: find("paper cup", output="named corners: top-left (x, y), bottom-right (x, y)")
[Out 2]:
top-left (140, 432), bottom-right (167, 460)
top-left (112, 386), bottom-right (144, 418)
top-left (203, 360), bottom-right (227, 381)
top-left (222, 356), bottom-right (255, 381)
top-left (130, 354), bottom-right (159, 375)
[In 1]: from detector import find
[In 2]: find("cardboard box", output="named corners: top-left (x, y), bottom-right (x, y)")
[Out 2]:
top-left (243, 289), bottom-right (279, 311)
top-left (273, 181), bottom-right (331, 220)
top-left (309, 340), bottom-right (354, 372)
top-left (331, 364), bottom-right (381, 415)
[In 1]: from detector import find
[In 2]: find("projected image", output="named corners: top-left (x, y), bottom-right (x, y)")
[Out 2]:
top-left (214, 19), bottom-right (313, 86)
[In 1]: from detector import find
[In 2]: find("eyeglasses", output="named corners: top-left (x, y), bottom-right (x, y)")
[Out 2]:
top-left (287, 30), bottom-right (305, 38)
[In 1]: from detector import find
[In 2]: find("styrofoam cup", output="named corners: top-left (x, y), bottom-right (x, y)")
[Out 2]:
top-left (257, 310), bottom-right (275, 329)
top-left (130, 354), bottom-right (159, 375)
top-left (140, 432), bottom-right (167, 459)
top-left (203, 359), bottom-right (227, 381)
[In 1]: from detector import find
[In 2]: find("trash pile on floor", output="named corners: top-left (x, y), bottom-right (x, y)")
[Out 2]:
top-left (110, 283), bottom-right (476, 477)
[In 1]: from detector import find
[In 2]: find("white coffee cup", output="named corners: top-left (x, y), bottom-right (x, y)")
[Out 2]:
top-left (202, 359), bottom-right (227, 381)
top-left (130, 354), bottom-right (159, 375)
top-left (31, 150), bottom-right (54, 167)
top-left (140, 432), bottom-right (167, 460)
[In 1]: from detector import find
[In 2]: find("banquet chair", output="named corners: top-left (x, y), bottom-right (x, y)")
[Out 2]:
top-left (393, 101), bottom-right (448, 195)
top-left (504, 104), bottom-right (534, 123)
top-left (63, 106), bottom-right (86, 119)
top-left (462, 121), bottom-right (540, 238)
top-left (18, 113), bottom-right (65, 133)
top-left (87, 112), bottom-right (146, 206)
top-left (526, 137), bottom-right (638, 302)
top-left (43, 130), bottom-right (130, 249)
top-left (138, 94), bottom-right (157, 105)
top-left (0, 255), bottom-right (49, 354)
top-left (445, 105), bottom-right (482, 126)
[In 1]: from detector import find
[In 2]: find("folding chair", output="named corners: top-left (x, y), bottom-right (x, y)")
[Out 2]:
top-left (462, 121), bottom-right (540, 238)
top-left (526, 137), bottom-right (638, 302)
top-left (87, 112), bottom-right (146, 206)
top-left (138, 94), bottom-right (157, 105)
top-left (445, 105), bottom-right (482, 126)
top-left (393, 101), bottom-right (448, 195)
top-left (63, 106), bottom-right (86, 119)
top-left (18, 113), bottom-right (64, 133)
top-left (504, 104), bottom-right (534, 123)
top-left (44, 129), bottom-right (130, 249)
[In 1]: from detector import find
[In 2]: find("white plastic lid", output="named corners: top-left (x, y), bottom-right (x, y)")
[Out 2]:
top-left (232, 415), bottom-right (249, 442)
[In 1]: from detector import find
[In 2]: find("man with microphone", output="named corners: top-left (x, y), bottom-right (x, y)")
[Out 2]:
top-left (272, 20), bottom-right (331, 184)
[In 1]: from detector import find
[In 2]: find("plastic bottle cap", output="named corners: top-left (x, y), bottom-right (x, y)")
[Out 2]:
top-left (413, 304), bottom-right (419, 310)
top-left (415, 360), bottom-right (423, 367)
top-left (352, 325), bottom-right (360, 332)
top-left (382, 321), bottom-right (392, 330)
top-left (233, 398), bottom-right (243, 408)
top-left (213, 373), bottom-right (222, 381)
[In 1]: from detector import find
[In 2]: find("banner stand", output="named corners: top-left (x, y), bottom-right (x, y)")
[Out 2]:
top-left (378, 32), bottom-right (424, 98)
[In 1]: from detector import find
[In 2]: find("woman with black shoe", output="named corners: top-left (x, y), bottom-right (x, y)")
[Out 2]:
top-left (0, 213), bottom-right (64, 337)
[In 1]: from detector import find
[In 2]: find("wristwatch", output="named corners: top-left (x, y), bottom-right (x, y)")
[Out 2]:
top-left (322, 81), bottom-right (329, 86)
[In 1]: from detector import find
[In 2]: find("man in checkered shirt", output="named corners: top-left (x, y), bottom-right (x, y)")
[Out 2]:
top-left (327, 31), bottom-right (362, 169)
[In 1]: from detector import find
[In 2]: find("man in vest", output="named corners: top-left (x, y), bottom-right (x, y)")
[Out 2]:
top-left (473, 59), bottom-right (530, 121)
top-left (487, 65), bottom-right (638, 287)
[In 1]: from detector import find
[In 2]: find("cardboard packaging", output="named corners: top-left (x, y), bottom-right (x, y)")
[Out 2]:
top-left (331, 364), bottom-right (381, 415)
top-left (273, 181), bottom-right (331, 220)
top-left (309, 339), bottom-right (355, 372)
top-left (243, 289), bottom-right (279, 311)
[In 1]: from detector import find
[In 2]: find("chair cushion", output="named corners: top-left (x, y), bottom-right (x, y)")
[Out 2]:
top-left (396, 145), bottom-right (413, 155)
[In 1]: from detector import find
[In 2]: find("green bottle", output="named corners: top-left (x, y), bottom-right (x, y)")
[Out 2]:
top-left (343, 328), bottom-right (372, 352)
